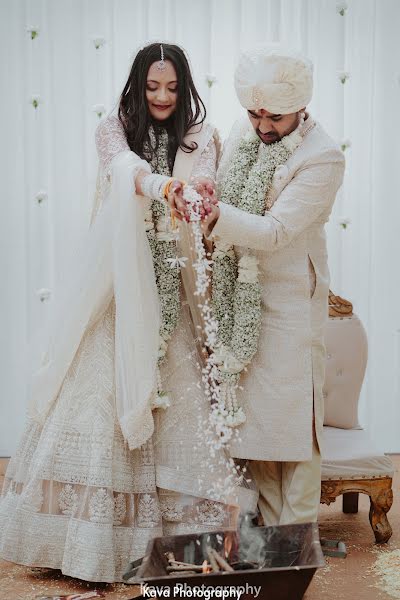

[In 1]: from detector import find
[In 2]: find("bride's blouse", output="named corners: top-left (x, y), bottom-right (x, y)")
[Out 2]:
top-left (95, 115), bottom-right (218, 183)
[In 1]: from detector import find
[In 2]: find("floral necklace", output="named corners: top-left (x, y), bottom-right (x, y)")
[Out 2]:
top-left (143, 126), bottom-right (181, 408)
top-left (212, 117), bottom-right (304, 426)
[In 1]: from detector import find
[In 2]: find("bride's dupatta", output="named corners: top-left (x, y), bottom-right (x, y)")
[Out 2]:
top-left (27, 123), bottom-right (214, 451)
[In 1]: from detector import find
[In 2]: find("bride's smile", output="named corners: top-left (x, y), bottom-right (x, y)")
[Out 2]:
top-left (146, 60), bottom-right (178, 121)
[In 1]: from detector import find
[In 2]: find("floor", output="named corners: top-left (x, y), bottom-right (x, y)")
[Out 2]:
top-left (306, 455), bottom-right (400, 600)
top-left (0, 457), bottom-right (398, 600)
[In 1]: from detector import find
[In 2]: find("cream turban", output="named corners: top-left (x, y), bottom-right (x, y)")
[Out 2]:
top-left (234, 45), bottom-right (313, 114)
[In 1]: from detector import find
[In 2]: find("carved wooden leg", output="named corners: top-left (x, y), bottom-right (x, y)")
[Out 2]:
top-left (343, 492), bottom-right (359, 514)
top-left (369, 484), bottom-right (394, 543)
top-left (321, 477), bottom-right (394, 543)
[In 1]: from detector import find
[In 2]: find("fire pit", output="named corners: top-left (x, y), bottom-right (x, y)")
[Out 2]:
top-left (127, 522), bottom-right (325, 600)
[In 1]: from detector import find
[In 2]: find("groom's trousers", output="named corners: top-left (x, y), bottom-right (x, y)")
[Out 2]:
top-left (247, 428), bottom-right (321, 525)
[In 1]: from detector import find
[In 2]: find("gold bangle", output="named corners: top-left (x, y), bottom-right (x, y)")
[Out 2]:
top-left (162, 178), bottom-right (175, 200)
top-left (163, 178), bottom-right (186, 200)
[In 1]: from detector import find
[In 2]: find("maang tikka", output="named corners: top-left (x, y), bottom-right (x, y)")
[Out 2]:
top-left (157, 44), bottom-right (166, 71)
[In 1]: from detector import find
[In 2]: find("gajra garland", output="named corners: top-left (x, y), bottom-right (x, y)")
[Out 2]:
top-left (142, 126), bottom-right (182, 409)
top-left (211, 117), bottom-right (305, 427)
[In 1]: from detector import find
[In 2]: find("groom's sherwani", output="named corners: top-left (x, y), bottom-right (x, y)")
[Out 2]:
top-left (210, 115), bottom-right (344, 523)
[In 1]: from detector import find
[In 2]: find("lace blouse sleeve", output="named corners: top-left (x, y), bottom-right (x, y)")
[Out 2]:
top-left (95, 115), bottom-right (131, 174)
top-left (190, 134), bottom-right (218, 183)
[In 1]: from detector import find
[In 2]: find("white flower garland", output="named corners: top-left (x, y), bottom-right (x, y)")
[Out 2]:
top-left (212, 118), bottom-right (304, 426)
top-left (143, 127), bottom-right (182, 408)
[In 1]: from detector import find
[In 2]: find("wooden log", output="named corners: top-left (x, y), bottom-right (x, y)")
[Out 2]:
top-left (206, 548), bottom-right (220, 573)
top-left (210, 548), bottom-right (234, 572)
top-left (166, 565), bottom-right (206, 572)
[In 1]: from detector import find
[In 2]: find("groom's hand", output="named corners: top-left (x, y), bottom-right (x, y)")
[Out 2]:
top-left (201, 203), bottom-right (220, 235)
top-left (192, 177), bottom-right (218, 220)
top-left (192, 177), bottom-right (216, 200)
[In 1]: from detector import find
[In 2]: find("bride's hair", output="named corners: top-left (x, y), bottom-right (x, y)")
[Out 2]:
top-left (118, 43), bottom-right (206, 169)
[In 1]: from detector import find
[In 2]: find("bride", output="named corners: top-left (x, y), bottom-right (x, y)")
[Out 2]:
top-left (0, 43), bottom-right (255, 582)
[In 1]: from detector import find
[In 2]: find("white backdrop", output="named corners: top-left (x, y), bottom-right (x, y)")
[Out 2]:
top-left (1, 0), bottom-right (399, 455)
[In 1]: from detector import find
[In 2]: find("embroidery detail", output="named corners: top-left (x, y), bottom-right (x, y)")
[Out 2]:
top-left (113, 493), bottom-right (127, 525)
top-left (196, 500), bottom-right (226, 526)
top-left (251, 86), bottom-right (261, 107)
top-left (89, 488), bottom-right (114, 523)
top-left (138, 494), bottom-right (160, 527)
top-left (58, 484), bottom-right (78, 516)
top-left (159, 497), bottom-right (184, 522)
top-left (22, 482), bottom-right (44, 513)
top-left (140, 441), bottom-right (154, 466)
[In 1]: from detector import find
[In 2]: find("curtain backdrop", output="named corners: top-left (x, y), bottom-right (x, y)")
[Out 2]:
top-left (1, 0), bottom-right (399, 455)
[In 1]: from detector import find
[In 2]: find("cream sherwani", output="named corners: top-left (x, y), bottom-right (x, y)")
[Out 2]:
top-left (211, 116), bottom-right (345, 524)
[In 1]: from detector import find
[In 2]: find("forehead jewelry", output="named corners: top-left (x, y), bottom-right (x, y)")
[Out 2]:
top-left (157, 44), bottom-right (166, 71)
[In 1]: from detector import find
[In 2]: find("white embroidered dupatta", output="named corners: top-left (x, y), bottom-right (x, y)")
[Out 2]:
top-left (27, 123), bottom-right (214, 450)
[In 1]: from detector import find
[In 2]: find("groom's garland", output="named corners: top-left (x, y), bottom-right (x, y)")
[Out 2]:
top-left (211, 119), bottom-right (304, 426)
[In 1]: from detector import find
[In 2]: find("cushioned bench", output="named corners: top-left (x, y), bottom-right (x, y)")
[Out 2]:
top-left (320, 311), bottom-right (394, 543)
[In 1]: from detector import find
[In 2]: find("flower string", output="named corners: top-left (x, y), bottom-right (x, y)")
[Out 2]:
top-left (183, 185), bottom-right (247, 499)
top-left (143, 127), bottom-right (181, 407)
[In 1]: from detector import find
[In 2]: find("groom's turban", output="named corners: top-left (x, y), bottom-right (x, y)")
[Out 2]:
top-left (234, 45), bottom-right (313, 114)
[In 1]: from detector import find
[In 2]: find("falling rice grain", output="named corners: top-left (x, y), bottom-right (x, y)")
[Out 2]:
top-left (371, 549), bottom-right (400, 599)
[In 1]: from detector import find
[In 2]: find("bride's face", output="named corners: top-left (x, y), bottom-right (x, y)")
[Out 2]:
top-left (146, 60), bottom-right (178, 121)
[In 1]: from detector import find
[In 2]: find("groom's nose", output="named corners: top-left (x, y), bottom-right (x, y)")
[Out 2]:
top-left (258, 119), bottom-right (274, 134)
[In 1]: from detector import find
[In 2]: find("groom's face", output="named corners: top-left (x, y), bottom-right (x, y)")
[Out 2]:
top-left (248, 108), bottom-right (302, 144)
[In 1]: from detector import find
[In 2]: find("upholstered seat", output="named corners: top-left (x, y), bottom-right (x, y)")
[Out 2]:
top-left (320, 307), bottom-right (394, 543)
top-left (322, 427), bottom-right (394, 481)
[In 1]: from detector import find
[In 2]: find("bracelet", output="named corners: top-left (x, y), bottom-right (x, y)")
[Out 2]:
top-left (162, 178), bottom-right (175, 200)
top-left (162, 178), bottom-right (186, 200)
top-left (141, 174), bottom-right (170, 201)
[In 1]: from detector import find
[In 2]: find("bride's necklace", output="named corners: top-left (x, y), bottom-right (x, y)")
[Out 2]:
top-left (143, 126), bottom-right (181, 409)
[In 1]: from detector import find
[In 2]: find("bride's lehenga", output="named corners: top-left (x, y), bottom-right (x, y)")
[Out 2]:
top-left (0, 117), bottom-right (255, 582)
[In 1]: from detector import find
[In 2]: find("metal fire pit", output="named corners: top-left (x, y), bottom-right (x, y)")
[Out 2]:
top-left (130, 522), bottom-right (325, 600)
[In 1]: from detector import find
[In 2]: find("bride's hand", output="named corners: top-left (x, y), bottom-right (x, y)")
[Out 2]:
top-left (168, 178), bottom-right (218, 223)
top-left (167, 180), bottom-right (189, 222)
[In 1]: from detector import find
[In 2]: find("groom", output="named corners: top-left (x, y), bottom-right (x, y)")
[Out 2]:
top-left (202, 46), bottom-right (345, 526)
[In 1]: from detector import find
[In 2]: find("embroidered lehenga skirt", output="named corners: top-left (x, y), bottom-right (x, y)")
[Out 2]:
top-left (0, 299), bottom-right (243, 582)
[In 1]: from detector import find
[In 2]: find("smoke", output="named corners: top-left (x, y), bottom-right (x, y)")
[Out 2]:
top-left (238, 512), bottom-right (270, 566)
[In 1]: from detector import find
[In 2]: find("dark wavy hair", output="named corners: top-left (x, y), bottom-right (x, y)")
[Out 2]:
top-left (118, 43), bottom-right (206, 170)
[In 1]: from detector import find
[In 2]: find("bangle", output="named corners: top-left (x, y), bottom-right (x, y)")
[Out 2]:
top-left (162, 178), bottom-right (175, 200)
top-left (141, 174), bottom-right (170, 200)
top-left (162, 178), bottom-right (186, 200)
